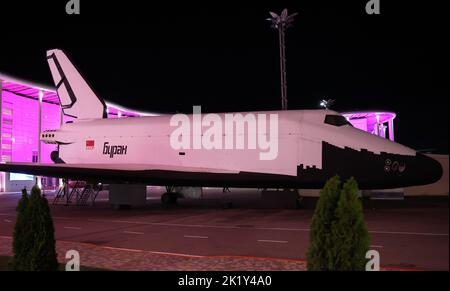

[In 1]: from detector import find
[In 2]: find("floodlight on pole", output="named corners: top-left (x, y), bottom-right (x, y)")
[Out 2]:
top-left (267, 8), bottom-right (297, 110)
top-left (319, 98), bottom-right (335, 109)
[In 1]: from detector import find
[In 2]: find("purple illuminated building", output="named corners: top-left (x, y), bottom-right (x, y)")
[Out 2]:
top-left (342, 111), bottom-right (396, 141)
top-left (0, 73), bottom-right (156, 192)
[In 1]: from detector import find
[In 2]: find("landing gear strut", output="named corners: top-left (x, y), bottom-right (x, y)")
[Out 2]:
top-left (161, 186), bottom-right (178, 205)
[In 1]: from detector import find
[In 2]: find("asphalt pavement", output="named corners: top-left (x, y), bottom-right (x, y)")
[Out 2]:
top-left (0, 187), bottom-right (448, 270)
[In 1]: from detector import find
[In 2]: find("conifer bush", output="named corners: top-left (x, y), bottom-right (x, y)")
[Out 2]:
top-left (306, 175), bottom-right (341, 270)
top-left (12, 188), bottom-right (31, 270)
top-left (12, 185), bottom-right (58, 271)
top-left (330, 177), bottom-right (370, 271)
top-left (307, 176), bottom-right (370, 271)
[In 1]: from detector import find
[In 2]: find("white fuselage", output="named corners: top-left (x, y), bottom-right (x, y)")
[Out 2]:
top-left (42, 109), bottom-right (416, 177)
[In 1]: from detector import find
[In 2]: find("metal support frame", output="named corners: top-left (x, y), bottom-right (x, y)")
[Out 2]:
top-left (53, 179), bottom-right (101, 206)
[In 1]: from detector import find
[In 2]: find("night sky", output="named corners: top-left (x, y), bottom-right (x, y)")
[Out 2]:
top-left (0, 1), bottom-right (448, 153)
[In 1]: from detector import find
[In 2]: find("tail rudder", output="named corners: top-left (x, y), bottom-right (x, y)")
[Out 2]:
top-left (46, 49), bottom-right (107, 120)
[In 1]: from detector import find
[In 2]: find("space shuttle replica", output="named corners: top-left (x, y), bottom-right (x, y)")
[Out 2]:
top-left (0, 49), bottom-right (443, 193)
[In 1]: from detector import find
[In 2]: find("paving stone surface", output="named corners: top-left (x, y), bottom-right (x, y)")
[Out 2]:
top-left (0, 236), bottom-right (307, 271)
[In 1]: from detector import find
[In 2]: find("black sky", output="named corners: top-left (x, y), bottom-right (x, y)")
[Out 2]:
top-left (0, 0), bottom-right (448, 153)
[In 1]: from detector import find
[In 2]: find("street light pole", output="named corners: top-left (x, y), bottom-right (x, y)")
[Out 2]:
top-left (278, 23), bottom-right (287, 110)
top-left (268, 9), bottom-right (297, 110)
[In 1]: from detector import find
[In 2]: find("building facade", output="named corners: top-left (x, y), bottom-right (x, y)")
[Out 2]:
top-left (342, 111), bottom-right (396, 141)
top-left (0, 73), bottom-right (153, 192)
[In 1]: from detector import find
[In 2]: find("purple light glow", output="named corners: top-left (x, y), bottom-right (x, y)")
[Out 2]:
top-left (342, 111), bottom-right (396, 141)
top-left (0, 76), bottom-right (156, 166)
top-left (1, 91), bottom-right (59, 163)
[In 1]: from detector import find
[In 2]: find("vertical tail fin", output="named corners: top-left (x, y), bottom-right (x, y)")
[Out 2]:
top-left (46, 49), bottom-right (107, 120)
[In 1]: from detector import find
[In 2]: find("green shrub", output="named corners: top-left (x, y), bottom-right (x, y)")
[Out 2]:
top-left (329, 177), bottom-right (370, 270)
top-left (307, 176), bottom-right (370, 271)
top-left (12, 185), bottom-right (58, 271)
top-left (28, 185), bottom-right (58, 271)
top-left (12, 188), bottom-right (32, 270)
top-left (306, 175), bottom-right (342, 270)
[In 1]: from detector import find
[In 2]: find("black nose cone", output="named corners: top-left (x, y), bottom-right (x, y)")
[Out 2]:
top-left (415, 153), bottom-right (443, 185)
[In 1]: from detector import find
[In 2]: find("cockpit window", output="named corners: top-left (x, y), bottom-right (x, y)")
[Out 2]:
top-left (324, 114), bottom-right (352, 127)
